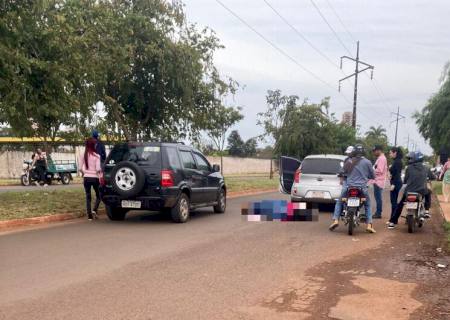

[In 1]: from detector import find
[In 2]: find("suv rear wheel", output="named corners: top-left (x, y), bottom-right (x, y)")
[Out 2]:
top-left (106, 206), bottom-right (128, 221)
top-left (213, 188), bottom-right (226, 213)
top-left (171, 193), bottom-right (190, 223)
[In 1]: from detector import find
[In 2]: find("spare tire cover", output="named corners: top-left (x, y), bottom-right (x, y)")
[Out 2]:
top-left (110, 161), bottom-right (145, 197)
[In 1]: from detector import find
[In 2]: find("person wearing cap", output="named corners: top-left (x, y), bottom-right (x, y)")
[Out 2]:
top-left (92, 130), bottom-right (106, 165)
top-left (330, 145), bottom-right (377, 233)
top-left (370, 145), bottom-right (388, 219)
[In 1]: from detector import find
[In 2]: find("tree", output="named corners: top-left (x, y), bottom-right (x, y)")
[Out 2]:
top-left (0, 1), bottom-right (98, 141)
top-left (205, 106), bottom-right (243, 154)
top-left (415, 62), bottom-right (450, 153)
top-left (243, 138), bottom-right (257, 157)
top-left (227, 130), bottom-right (245, 156)
top-left (365, 125), bottom-right (388, 140)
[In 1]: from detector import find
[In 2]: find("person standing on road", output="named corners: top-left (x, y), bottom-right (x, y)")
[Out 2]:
top-left (79, 138), bottom-right (102, 221)
top-left (92, 130), bottom-right (106, 165)
top-left (388, 147), bottom-right (404, 222)
top-left (440, 156), bottom-right (450, 202)
top-left (388, 151), bottom-right (434, 229)
top-left (329, 145), bottom-right (376, 233)
top-left (370, 145), bottom-right (388, 219)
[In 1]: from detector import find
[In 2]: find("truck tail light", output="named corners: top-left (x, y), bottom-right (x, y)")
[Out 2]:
top-left (161, 170), bottom-right (174, 187)
top-left (294, 169), bottom-right (301, 183)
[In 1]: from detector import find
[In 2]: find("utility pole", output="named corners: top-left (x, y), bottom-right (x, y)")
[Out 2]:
top-left (339, 41), bottom-right (375, 129)
top-left (391, 106), bottom-right (405, 147)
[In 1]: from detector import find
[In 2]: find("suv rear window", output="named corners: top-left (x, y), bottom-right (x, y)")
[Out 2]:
top-left (301, 158), bottom-right (343, 175)
top-left (107, 144), bottom-right (161, 167)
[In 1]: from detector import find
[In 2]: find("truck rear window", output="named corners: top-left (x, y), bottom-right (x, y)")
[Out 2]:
top-left (301, 158), bottom-right (343, 175)
top-left (107, 144), bottom-right (161, 167)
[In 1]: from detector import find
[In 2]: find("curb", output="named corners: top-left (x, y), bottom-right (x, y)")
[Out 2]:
top-left (0, 213), bottom-right (81, 231)
top-left (0, 189), bottom-right (279, 231)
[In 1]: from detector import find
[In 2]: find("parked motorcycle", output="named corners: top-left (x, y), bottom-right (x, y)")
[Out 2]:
top-left (342, 187), bottom-right (366, 235)
top-left (404, 192), bottom-right (425, 233)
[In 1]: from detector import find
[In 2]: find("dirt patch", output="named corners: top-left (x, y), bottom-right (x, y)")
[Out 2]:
top-left (304, 201), bottom-right (450, 319)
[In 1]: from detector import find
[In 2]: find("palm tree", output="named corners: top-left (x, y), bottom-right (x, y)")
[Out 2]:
top-left (366, 125), bottom-right (387, 139)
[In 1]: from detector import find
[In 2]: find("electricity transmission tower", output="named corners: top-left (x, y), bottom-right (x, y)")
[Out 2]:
top-left (338, 41), bottom-right (374, 128)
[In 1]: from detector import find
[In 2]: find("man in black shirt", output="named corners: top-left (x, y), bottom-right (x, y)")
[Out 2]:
top-left (388, 151), bottom-right (434, 229)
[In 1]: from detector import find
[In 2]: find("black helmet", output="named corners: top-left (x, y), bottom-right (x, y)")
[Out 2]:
top-left (353, 144), bottom-right (365, 157)
top-left (406, 151), bottom-right (424, 164)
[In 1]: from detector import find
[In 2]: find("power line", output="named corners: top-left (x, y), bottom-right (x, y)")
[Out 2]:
top-left (324, 0), bottom-right (357, 43)
top-left (214, 0), bottom-right (384, 128)
top-left (262, 0), bottom-right (339, 69)
top-left (309, 0), bottom-right (353, 56)
top-left (215, 0), bottom-right (338, 91)
top-left (261, 0), bottom-right (385, 127)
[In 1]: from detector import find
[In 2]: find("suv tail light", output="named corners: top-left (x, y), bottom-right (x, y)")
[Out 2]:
top-left (348, 188), bottom-right (359, 197)
top-left (161, 170), bottom-right (174, 187)
top-left (407, 195), bottom-right (417, 202)
top-left (294, 169), bottom-right (301, 183)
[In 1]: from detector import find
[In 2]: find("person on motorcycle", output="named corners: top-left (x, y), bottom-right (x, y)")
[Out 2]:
top-left (387, 151), bottom-right (434, 229)
top-left (330, 145), bottom-right (376, 233)
top-left (31, 148), bottom-right (48, 186)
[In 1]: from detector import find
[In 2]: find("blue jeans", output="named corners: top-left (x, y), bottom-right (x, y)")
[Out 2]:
top-left (373, 184), bottom-right (383, 216)
top-left (333, 185), bottom-right (372, 223)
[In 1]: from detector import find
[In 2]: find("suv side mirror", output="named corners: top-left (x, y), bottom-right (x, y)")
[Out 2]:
top-left (212, 164), bottom-right (220, 173)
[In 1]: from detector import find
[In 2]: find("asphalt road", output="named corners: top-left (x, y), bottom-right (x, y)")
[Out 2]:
top-left (0, 190), bottom-right (398, 320)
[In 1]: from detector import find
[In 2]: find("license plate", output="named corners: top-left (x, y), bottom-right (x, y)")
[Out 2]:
top-left (121, 200), bottom-right (141, 209)
top-left (310, 191), bottom-right (325, 198)
top-left (347, 197), bottom-right (360, 207)
top-left (406, 202), bottom-right (418, 209)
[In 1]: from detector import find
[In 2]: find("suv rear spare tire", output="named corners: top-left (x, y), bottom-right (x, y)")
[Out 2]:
top-left (110, 161), bottom-right (145, 197)
top-left (106, 206), bottom-right (128, 221)
top-left (171, 193), bottom-right (190, 223)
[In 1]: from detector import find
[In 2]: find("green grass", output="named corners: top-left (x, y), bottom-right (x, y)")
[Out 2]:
top-left (0, 179), bottom-right (20, 186)
top-left (226, 177), bottom-right (279, 193)
top-left (444, 222), bottom-right (450, 248)
top-left (0, 177), bottom-right (279, 221)
top-left (433, 181), bottom-right (443, 195)
top-left (0, 189), bottom-right (85, 221)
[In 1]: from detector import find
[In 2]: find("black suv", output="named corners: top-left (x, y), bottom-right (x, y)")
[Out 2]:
top-left (102, 142), bottom-right (226, 223)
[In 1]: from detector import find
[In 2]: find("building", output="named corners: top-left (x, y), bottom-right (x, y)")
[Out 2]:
top-left (341, 112), bottom-right (353, 126)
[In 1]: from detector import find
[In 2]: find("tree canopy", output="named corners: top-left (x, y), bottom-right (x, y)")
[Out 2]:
top-left (0, 0), bottom-right (238, 142)
top-left (415, 62), bottom-right (450, 153)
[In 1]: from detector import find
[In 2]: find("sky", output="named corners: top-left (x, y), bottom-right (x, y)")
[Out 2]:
top-left (182, 0), bottom-right (450, 155)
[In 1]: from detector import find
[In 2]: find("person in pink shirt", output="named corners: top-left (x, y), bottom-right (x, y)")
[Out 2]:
top-left (371, 145), bottom-right (388, 219)
top-left (79, 138), bottom-right (102, 220)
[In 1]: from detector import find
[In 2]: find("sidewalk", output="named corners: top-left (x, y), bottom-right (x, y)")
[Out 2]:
top-left (437, 195), bottom-right (450, 222)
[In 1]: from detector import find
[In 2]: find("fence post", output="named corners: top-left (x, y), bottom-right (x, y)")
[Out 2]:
top-left (269, 158), bottom-right (273, 179)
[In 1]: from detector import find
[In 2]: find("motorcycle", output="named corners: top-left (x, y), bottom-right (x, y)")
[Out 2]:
top-left (342, 187), bottom-right (366, 235)
top-left (404, 192), bottom-right (425, 233)
top-left (21, 160), bottom-right (54, 186)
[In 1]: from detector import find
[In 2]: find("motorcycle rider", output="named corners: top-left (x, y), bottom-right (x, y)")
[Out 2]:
top-left (387, 151), bottom-right (434, 229)
top-left (31, 148), bottom-right (48, 186)
top-left (329, 145), bottom-right (376, 233)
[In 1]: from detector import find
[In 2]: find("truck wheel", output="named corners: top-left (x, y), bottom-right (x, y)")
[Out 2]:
top-left (213, 188), bottom-right (226, 213)
top-left (61, 173), bottom-right (71, 185)
top-left (171, 193), bottom-right (190, 223)
top-left (106, 206), bottom-right (127, 221)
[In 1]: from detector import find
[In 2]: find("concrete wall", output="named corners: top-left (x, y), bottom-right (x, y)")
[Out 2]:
top-left (0, 151), bottom-right (77, 179)
top-left (0, 150), bottom-right (273, 178)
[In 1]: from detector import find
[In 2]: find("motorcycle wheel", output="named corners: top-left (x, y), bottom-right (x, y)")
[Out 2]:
top-left (406, 211), bottom-right (415, 233)
top-left (61, 173), bottom-right (71, 185)
top-left (347, 209), bottom-right (355, 236)
top-left (21, 174), bottom-right (30, 186)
